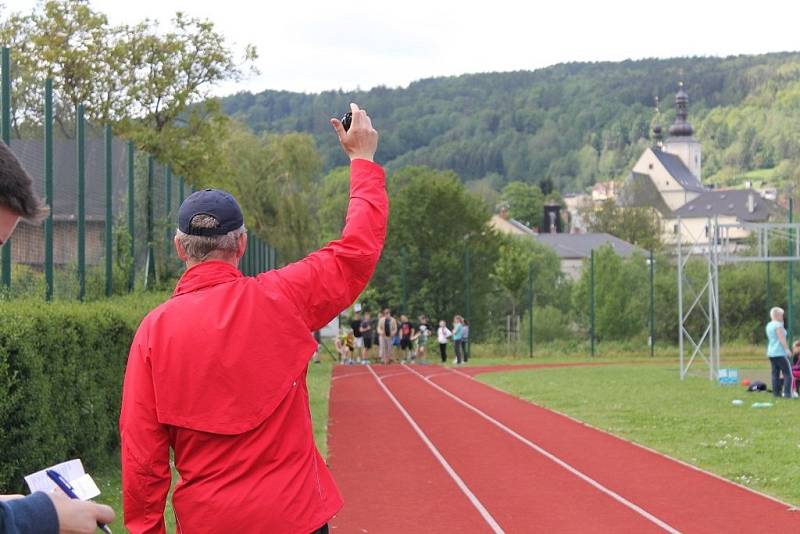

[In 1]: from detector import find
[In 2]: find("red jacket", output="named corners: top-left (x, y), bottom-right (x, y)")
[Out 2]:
top-left (120, 159), bottom-right (387, 533)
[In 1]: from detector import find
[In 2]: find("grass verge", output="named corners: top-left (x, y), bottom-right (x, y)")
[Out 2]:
top-left (479, 361), bottom-right (800, 505)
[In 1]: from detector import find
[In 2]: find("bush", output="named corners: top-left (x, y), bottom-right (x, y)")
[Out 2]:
top-left (0, 292), bottom-right (168, 492)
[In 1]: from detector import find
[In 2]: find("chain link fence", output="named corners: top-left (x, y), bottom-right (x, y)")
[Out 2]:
top-left (0, 47), bottom-right (276, 300)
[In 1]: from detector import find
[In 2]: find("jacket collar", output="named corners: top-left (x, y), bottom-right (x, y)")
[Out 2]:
top-left (173, 260), bottom-right (243, 297)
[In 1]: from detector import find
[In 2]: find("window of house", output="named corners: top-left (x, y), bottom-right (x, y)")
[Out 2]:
top-left (673, 224), bottom-right (678, 234)
top-left (649, 163), bottom-right (653, 170)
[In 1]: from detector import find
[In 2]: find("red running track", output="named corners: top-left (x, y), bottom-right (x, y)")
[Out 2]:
top-left (327, 363), bottom-right (800, 533)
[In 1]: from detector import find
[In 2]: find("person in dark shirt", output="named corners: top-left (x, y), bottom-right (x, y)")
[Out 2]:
top-left (351, 312), bottom-right (366, 363)
top-left (399, 315), bottom-right (415, 362)
top-left (360, 312), bottom-right (373, 362)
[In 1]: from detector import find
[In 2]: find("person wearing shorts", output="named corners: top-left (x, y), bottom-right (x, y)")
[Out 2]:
top-left (399, 315), bottom-right (414, 362)
top-left (351, 312), bottom-right (365, 362)
top-left (361, 312), bottom-right (373, 361)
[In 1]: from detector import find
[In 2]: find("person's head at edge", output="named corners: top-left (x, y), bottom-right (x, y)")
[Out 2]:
top-left (0, 141), bottom-right (49, 245)
top-left (770, 306), bottom-right (784, 323)
top-left (0, 142), bottom-right (117, 530)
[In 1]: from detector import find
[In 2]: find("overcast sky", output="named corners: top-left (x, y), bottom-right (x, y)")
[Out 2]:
top-left (5, 0), bottom-right (800, 96)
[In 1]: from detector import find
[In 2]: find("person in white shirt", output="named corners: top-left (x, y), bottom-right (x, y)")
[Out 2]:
top-left (437, 320), bottom-right (452, 363)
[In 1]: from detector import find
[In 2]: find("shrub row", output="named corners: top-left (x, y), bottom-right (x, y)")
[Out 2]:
top-left (0, 293), bottom-right (168, 491)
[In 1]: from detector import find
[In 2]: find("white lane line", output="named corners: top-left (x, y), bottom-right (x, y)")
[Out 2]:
top-left (366, 365), bottom-right (505, 534)
top-left (372, 371), bottom-right (409, 380)
top-left (331, 371), bottom-right (371, 381)
top-left (448, 367), bottom-right (800, 512)
top-left (402, 364), bottom-right (681, 534)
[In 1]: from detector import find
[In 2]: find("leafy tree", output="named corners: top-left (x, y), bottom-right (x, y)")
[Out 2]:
top-left (492, 235), bottom-right (566, 318)
top-left (315, 166), bottom-right (350, 244)
top-left (501, 181), bottom-right (544, 229)
top-left (580, 199), bottom-right (663, 251)
top-left (215, 125), bottom-right (321, 262)
top-left (368, 166), bottom-right (499, 337)
top-left (572, 245), bottom-right (649, 341)
top-left (0, 0), bottom-right (256, 184)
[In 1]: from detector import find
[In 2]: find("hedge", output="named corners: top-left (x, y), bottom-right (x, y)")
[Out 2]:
top-left (0, 293), bottom-right (169, 492)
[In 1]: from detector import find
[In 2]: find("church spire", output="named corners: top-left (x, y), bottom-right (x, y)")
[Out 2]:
top-left (668, 81), bottom-right (694, 137)
top-left (651, 95), bottom-right (663, 148)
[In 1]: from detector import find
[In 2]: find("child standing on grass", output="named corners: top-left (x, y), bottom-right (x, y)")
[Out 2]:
top-left (437, 320), bottom-right (452, 363)
top-left (791, 340), bottom-right (800, 396)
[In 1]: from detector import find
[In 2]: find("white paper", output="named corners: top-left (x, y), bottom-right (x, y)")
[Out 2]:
top-left (70, 473), bottom-right (101, 500)
top-left (24, 459), bottom-right (100, 500)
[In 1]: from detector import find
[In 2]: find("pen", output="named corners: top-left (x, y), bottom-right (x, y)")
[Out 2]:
top-left (46, 470), bottom-right (112, 534)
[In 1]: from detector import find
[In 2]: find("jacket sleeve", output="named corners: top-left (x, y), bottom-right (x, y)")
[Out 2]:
top-left (119, 322), bottom-right (171, 534)
top-left (269, 159), bottom-right (388, 332)
top-left (0, 493), bottom-right (58, 534)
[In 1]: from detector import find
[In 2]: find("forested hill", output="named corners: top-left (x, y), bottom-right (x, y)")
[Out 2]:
top-left (221, 53), bottom-right (800, 193)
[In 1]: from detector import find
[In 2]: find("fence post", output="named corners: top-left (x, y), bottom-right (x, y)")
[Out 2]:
top-left (105, 124), bottom-right (113, 297)
top-left (261, 240), bottom-right (266, 272)
top-left (649, 250), bottom-right (655, 357)
top-left (789, 198), bottom-right (794, 341)
top-left (590, 248), bottom-right (595, 357)
top-left (179, 176), bottom-right (185, 203)
top-left (164, 165), bottom-right (172, 262)
top-left (76, 105), bottom-right (86, 301)
top-left (400, 247), bottom-right (407, 313)
top-left (1, 47), bottom-right (11, 290)
top-left (127, 142), bottom-right (135, 292)
top-left (44, 79), bottom-right (54, 300)
top-left (145, 155), bottom-right (155, 290)
top-left (464, 246), bottom-right (470, 323)
top-left (528, 262), bottom-right (533, 358)
top-left (766, 261), bottom-right (771, 320)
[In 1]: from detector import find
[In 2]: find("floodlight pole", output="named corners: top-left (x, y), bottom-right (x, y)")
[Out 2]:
top-left (789, 198), bottom-right (794, 341)
top-left (677, 217), bottom-right (684, 379)
top-left (649, 250), bottom-right (654, 357)
top-left (590, 248), bottom-right (595, 357)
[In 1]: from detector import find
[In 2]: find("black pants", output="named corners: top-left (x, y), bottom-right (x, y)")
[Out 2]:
top-left (770, 356), bottom-right (793, 398)
top-left (439, 343), bottom-right (447, 362)
top-left (310, 525), bottom-right (329, 534)
top-left (454, 339), bottom-right (464, 364)
top-left (463, 339), bottom-right (469, 361)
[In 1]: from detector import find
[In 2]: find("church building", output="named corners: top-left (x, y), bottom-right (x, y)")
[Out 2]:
top-left (622, 84), bottom-right (774, 247)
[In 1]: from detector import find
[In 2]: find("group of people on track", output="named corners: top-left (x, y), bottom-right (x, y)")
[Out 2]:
top-left (332, 309), bottom-right (470, 365)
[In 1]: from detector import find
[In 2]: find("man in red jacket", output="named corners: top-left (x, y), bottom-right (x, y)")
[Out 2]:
top-left (119, 103), bottom-right (387, 533)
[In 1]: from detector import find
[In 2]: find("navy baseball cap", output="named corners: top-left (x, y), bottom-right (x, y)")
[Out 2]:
top-left (177, 188), bottom-right (244, 236)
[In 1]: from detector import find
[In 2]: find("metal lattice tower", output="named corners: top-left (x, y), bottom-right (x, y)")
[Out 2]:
top-left (678, 216), bottom-right (800, 380)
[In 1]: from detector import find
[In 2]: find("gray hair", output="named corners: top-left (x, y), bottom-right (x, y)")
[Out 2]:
top-left (175, 214), bottom-right (246, 262)
top-left (770, 306), bottom-right (784, 321)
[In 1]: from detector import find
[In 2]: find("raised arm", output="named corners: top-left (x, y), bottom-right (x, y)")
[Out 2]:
top-left (268, 104), bottom-right (388, 332)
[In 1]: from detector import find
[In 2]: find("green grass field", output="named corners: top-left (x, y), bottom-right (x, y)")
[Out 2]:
top-left (480, 361), bottom-right (800, 505)
top-left (94, 360), bottom-right (334, 531)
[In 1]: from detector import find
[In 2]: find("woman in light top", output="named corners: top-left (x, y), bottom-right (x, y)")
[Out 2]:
top-left (766, 306), bottom-right (793, 398)
top-left (437, 320), bottom-right (452, 364)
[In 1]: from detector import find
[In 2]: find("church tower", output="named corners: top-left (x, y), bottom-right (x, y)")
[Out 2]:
top-left (662, 82), bottom-right (702, 181)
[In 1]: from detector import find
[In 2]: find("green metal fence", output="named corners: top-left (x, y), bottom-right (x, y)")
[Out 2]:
top-left (0, 47), bottom-right (276, 300)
